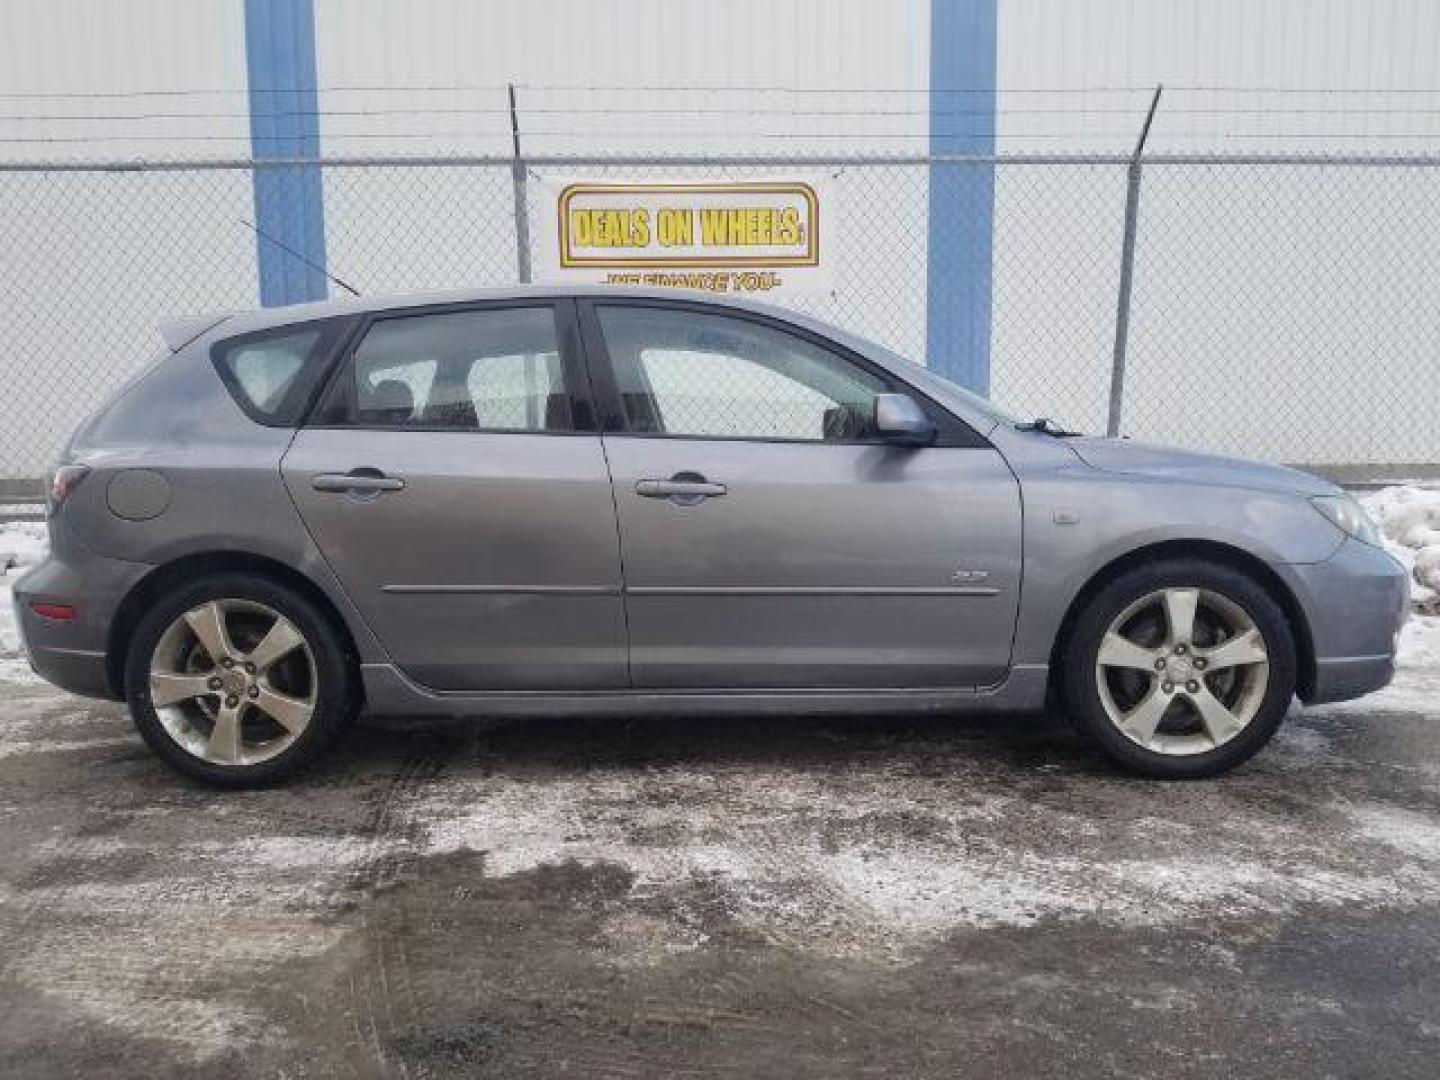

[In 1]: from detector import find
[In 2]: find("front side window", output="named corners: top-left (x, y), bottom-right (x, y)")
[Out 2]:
top-left (596, 306), bottom-right (890, 442)
top-left (324, 306), bottom-right (570, 431)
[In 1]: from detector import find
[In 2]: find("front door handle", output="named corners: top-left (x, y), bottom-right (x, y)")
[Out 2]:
top-left (636, 473), bottom-right (727, 506)
top-left (312, 470), bottom-right (406, 494)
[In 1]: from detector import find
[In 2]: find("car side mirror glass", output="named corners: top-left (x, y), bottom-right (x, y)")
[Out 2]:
top-left (872, 393), bottom-right (937, 446)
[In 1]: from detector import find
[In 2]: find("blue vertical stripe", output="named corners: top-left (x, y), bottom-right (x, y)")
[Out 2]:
top-left (926, 0), bottom-right (997, 394)
top-left (245, 0), bottom-right (328, 306)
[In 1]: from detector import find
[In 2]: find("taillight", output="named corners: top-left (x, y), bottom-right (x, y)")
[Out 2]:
top-left (48, 464), bottom-right (90, 514)
top-left (30, 602), bottom-right (76, 621)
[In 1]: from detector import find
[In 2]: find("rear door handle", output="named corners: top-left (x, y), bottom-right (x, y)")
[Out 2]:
top-left (312, 470), bottom-right (406, 494)
top-left (635, 473), bottom-right (727, 505)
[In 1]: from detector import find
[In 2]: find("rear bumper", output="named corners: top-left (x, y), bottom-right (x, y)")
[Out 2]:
top-left (1289, 537), bottom-right (1410, 705)
top-left (12, 549), bottom-right (151, 700)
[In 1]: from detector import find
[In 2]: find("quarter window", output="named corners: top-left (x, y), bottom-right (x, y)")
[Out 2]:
top-left (596, 306), bottom-right (889, 442)
top-left (215, 328), bottom-right (326, 425)
top-left (327, 306), bottom-right (570, 431)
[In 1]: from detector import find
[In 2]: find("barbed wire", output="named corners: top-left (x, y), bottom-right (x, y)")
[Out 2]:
top-left (4, 82), bottom-right (1440, 100)
top-left (15, 104), bottom-right (1440, 122)
top-left (9, 84), bottom-right (1440, 150)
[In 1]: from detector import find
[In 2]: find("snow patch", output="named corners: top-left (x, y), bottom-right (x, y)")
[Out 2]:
top-left (0, 735), bottom-right (138, 760)
top-left (1352, 804), bottom-right (1440, 863)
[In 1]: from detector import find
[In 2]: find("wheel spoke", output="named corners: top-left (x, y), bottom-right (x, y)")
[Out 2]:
top-left (1162, 588), bottom-right (1199, 647)
top-left (1201, 628), bottom-right (1268, 671)
top-left (1189, 685), bottom-right (1243, 745)
top-left (1098, 632), bottom-right (1160, 672)
top-left (206, 702), bottom-right (243, 763)
top-left (149, 671), bottom-right (215, 708)
top-left (1119, 688), bottom-right (1172, 744)
top-left (254, 685), bottom-right (314, 733)
top-left (247, 617), bottom-right (305, 674)
top-left (184, 601), bottom-right (237, 664)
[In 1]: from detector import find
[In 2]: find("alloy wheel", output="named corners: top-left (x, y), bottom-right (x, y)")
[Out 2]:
top-left (1094, 587), bottom-right (1271, 756)
top-left (148, 598), bottom-right (317, 766)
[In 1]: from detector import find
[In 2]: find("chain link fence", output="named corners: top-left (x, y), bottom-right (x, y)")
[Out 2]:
top-left (2, 153), bottom-right (1438, 491)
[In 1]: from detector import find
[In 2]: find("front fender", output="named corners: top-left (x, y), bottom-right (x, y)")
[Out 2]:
top-left (1012, 466), bottom-right (1346, 667)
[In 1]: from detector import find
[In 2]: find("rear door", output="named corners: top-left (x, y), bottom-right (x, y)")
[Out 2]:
top-left (581, 299), bottom-right (1023, 690)
top-left (282, 299), bottom-right (627, 691)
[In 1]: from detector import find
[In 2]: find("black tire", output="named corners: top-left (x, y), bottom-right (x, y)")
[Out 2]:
top-left (1062, 559), bottom-right (1297, 779)
top-left (124, 572), bottom-right (358, 787)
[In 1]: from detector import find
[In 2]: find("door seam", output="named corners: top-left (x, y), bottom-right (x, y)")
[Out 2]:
top-left (277, 432), bottom-right (400, 667)
top-left (597, 434), bottom-right (636, 688)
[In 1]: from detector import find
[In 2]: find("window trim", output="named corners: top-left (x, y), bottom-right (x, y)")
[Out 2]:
top-left (210, 315), bottom-right (357, 428)
top-left (303, 298), bottom-right (598, 435)
top-left (575, 297), bottom-right (990, 449)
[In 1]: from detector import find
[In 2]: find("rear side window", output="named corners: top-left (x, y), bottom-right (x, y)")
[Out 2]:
top-left (316, 306), bottom-right (572, 432)
top-left (213, 325), bottom-right (335, 426)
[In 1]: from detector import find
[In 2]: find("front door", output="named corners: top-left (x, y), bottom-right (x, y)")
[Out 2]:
top-left (582, 300), bottom-right (1023, 690)
top-left (283, 300), bottom-right (627, 691)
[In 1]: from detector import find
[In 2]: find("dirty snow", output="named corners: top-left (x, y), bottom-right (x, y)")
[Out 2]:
top-left (409, 702), bottom-right (1440, 958)
top-left (0, 520), bottom-right (47, 682)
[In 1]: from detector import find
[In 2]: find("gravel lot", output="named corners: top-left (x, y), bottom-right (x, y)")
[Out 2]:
top-left (1, 617), bottom-right (1439, 1079)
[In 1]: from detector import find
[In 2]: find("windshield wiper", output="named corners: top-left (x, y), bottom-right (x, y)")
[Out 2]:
top-left (1016, 417), bottom-right (1081, 437)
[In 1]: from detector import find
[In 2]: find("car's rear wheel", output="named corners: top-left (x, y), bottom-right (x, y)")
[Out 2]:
top-left (124, 573), bottom-right (356, 786)
top-left (1062, 559), bottom-right (1297, 778)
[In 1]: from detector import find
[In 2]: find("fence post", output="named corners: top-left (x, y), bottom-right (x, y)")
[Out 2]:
top-left (1107, 85), bottom-right (1163, 437)
top-left (508, 83), bottom-right (532, 285)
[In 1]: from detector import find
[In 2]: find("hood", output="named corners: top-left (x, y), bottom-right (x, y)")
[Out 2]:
top-left (1067, 437), bottom-right (1341, 497)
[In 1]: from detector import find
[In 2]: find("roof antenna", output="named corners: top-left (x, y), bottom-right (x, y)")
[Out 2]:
top-left (240, 218), bottom-right (361, 297)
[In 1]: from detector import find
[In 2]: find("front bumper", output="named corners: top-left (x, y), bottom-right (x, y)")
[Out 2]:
top-left (1288, 536), bottom-right (1410, 704)
top-left (13, 547), bottom-right (152, 700)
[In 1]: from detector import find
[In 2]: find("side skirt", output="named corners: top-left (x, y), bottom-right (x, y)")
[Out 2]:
top-left (358, 663), bottom-right (1052, 726)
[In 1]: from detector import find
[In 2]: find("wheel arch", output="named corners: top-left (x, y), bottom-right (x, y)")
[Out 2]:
top-left (106, 550), bottom-right (363, 697)
top-left (1048, 538), bottom-right (1316, 702)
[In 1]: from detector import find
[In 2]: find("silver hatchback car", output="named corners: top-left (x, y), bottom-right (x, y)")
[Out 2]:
top-left (15, 287), bottom-right (1408, 785)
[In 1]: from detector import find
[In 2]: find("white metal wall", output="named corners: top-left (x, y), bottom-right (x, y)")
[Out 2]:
top-left (4, 0), bottom-right (1440, 470)
top-left (992, 0), bottom-right (1440, 461)
top-left (313, 0), bottom-right (930, 157)
top-left (0, 1), bottom-right (251, 159)
top-left (309, 0), bottom-right (933, 374)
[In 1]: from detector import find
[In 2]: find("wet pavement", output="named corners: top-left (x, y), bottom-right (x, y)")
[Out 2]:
top-left (1, 657), bottom-right (1438, 1078)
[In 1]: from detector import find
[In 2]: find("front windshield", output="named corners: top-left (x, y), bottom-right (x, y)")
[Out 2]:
top-left (780, 312), bottom-right (1048, 430)
top-left (866, 341), bottom-right (1029, 427)
top-left (926, 368), bottom-right (1029, 426)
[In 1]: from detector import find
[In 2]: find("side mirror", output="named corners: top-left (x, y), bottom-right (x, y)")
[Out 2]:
top-left (873, 393), bottom-right (937, 446)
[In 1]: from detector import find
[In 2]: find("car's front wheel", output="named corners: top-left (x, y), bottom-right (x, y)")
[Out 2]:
top-left (1063, 559), bottom-right (1297, 778)
top-left (124, 573), bottom-right (357, 786)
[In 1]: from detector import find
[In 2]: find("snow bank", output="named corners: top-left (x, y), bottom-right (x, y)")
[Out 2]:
top-left (1397, 614), bottom-right (1440, 672)
top-left (1, 519), bottom-right (47, 574)
top-left (1, 520), bottom-right (49, 677)
top-left (1360, 485), bottom-right (1440, 612)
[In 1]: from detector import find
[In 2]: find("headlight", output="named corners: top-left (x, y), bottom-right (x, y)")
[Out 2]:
top-left (1311, 494), bottom-right (1383, 547)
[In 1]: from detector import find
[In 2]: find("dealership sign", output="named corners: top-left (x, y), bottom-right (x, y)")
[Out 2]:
top-left (535, 176), bottom-right (831, 296)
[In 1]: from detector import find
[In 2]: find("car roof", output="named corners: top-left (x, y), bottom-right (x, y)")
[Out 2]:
top-left (184, 285), bottom-right (822, 341)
